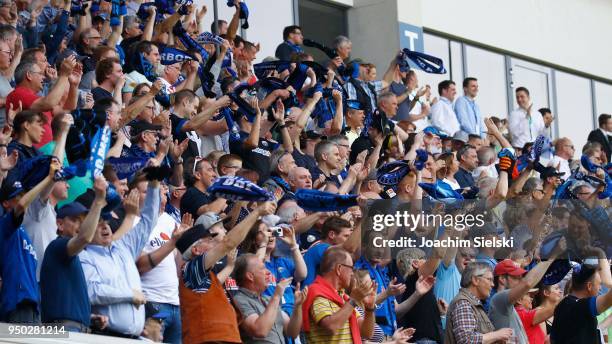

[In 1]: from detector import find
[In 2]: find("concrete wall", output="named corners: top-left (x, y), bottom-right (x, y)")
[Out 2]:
top-left (419, 0), bottom-right (612, 81)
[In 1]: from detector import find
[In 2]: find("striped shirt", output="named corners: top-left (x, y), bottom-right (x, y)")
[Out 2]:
top-left (307, 295), bottom-right (361, 344)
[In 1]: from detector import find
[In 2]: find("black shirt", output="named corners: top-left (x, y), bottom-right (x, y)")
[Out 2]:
top-left (180, 187), bottom-right (215, 219)
top-left (91, 87), bottom-right (113, 102)
top-left (229, 131), bottom-right (279, 184)
top-left (398, 270), bottom-right (443, 342)
top-left (551, 295), bottom-right (601, 344)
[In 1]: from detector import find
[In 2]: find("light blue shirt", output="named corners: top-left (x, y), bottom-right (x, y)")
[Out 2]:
top-left (434, 261), bottom-right (461, 306)
top-left (454, 96), bottom-right (486, 138)
top-left (79, 186), bottom-right (160, 336)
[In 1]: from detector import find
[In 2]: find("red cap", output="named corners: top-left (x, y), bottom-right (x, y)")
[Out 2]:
top-left (494, 259), bottom-right (527, 276)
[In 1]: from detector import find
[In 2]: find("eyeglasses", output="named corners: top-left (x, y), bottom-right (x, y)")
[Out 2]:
top-left (338, 263), bottom-right (354, 271)
top-left (476, 275), bottom-right (494, 283)
top-left (0, 49), bottom-right (11, 56)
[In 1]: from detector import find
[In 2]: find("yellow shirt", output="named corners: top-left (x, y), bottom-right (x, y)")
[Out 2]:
top-left (306, 295), bottom-right (361, 344)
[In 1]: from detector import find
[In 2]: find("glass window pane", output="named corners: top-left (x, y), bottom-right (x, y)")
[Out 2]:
top-left (555, 71), bottom-right (594, 153)
top-left (417, 33), bottom-right (450, 97)
top-left (450, 41), bottom-right (463, 87)
top-left (594, 81), bottom-right (612, 116)
top-left (465, 45), bottom-right (508, 119)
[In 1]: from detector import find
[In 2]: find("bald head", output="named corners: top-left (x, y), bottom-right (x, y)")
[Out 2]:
top-left (288, 167), bottom-right (312, 190)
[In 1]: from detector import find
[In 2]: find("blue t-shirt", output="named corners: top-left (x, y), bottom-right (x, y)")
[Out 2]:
top-left (434, 261), bottom-right (461, 306)
top-left (40, 237), bottom-right (91, 325)
top-left (263, 256), bottom-right (296, 316)
top-left (0, 212), bottom-right (39, 318)
top-left (302, 241), bottom-right (331, 287)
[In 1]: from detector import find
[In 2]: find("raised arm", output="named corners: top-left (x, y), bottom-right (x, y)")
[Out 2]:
top-left (111, 189), bottom-right (140, 242)
top-left (16, 159), bottom-right (61, 216)
top-left (30, 56), bottom-right (75, 112)
top-left (279, 226), bottom-right (307, 281)
top-left (225, 0), bottom-right (241, 42)
top-left (271, 99), bottom-right (293, 153)
top-left (294, 92), bottom-right (322, 138)
top-left (380, 54), bottom-right (398, 89)
top-left (204, 202), bottom-right (276, 270)
top-left (183, 96), bottom-right (231, 132)
top-left (243, 98), bottom-right (262, 150)
top-left (507, 238), bottom-right (565, 305)
top-left (137, 213), bottom-right (193, 274)
top-left (239, 278), bottom-right (290, 338)
top-left (329, 90), bottom-right (343, 136)
top-left (66, 176), bottom-right (107, 257)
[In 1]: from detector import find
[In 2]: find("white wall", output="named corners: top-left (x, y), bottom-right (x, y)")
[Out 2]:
top-left (419, 0), bottom-right (612, 81)
top-left (196, 0), bottom-right (294, 63)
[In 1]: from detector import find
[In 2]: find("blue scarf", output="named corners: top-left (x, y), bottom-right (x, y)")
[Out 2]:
top-left (89, 125), bottom-right (112, 179)
top-left (107, 157), bottom-right (150, 180)
top-left (400, 48), bottom-right (446, 74)
top-left (197, 32), bottom-right (225, 46)
top-left (254, 61), bottom-right (292, 79)
top-left (135, 53), bottom-right (158, 82)
top-left (295, 189), bottom-right (358, 212)
top-left (418, 180), bottom-right (464, 204)
top-left (160, 46), bottom-right (195, 65)
top-left (207, 176), bottom-right (273, 201)
top-left (377, 160), bottom-right (411, 186)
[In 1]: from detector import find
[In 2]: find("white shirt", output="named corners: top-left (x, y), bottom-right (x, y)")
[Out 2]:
top-left (22, 196), bottom-right (57, 281)
top-left (548, 155), bottom-right (571, 180)
top-left (472, 164), bottom-right (499, 180)
top-left (508, 106), bottom-right (546, 148)
top-left (430, 97), bottom-right (460, 137)
top-left (140, 212), bottom-right (180, 305)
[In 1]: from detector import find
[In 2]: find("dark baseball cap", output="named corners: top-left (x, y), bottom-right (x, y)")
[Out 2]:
top-left (303, 131), bottom-right (327, 140)
top-left (175, 224), bottom-right (218, 254)
top-left (130, 120), bottom-right (162, 137)
top-left (0, 180), bottom-right (24, 202)
top-left (57, 202), bottom-right (89, 219)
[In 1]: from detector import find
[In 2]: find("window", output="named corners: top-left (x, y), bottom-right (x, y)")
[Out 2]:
top-left (299, 0), bottom-right (348, 64)
top-left (555, 71), bottom-right (594, 151)
top-left (464, 45), bottom-right (508, 119)
top-left (594, 81), bottom-right (612, 117)
top-left (418, 33), bottom-right (450, 97)
top-left (450, 41), bottom-right (464, 87)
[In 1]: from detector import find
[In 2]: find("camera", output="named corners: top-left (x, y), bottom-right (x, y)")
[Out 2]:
top-left (270, 226), bottom-right (283, 237)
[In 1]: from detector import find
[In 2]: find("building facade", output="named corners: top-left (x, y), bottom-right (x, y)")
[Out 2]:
top-left (197, 0), bottom-right (612, 149)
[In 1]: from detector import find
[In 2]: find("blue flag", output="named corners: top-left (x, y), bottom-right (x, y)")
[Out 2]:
top-left (89, 125), bottom-right (112, 179)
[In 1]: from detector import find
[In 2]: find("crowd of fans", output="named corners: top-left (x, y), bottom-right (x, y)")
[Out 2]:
top-left (0, 0), bottom-right (611, 343)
